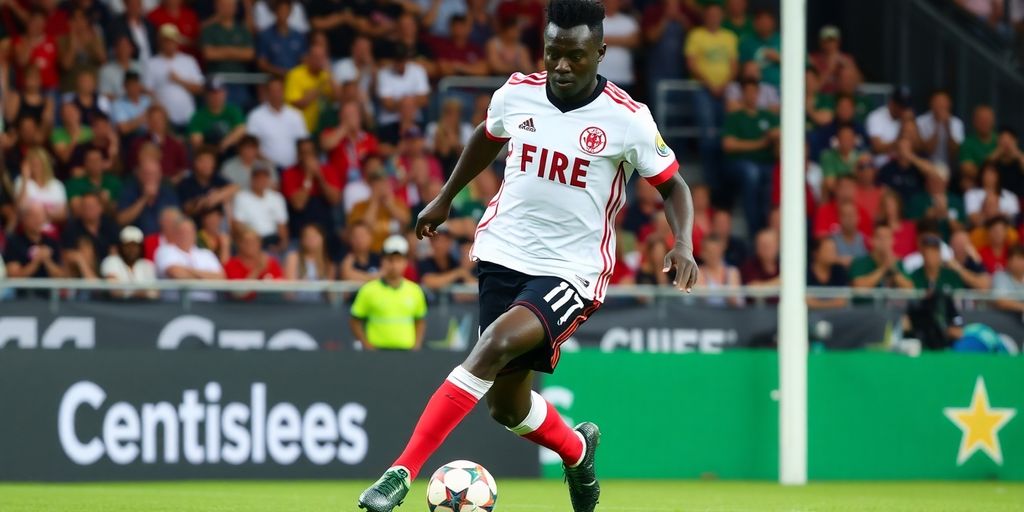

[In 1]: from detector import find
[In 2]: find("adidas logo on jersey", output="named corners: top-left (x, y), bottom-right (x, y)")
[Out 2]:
top-left (519, 118), bottom-right (536, 132)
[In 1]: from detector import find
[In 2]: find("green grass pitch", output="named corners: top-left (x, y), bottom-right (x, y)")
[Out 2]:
top-left (1, 480), bottom-right (1023, 511)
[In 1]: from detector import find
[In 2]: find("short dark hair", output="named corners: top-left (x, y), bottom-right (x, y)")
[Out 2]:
top-left (546, 0), bottom-right (605, 38)
top-left (194, 145), bottom-right (219, 161)
top-left (1009, 245), bottom-right (1024, 260)
top-left (239, 134), bottom-right (259, 148)
top-left (985, 215), bottom-right (1011, 230)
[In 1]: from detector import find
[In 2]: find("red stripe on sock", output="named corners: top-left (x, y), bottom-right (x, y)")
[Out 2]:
top-left (393, 380), bottom-right (479, 480)
top-left (522, 400), bottom-right (584, 465)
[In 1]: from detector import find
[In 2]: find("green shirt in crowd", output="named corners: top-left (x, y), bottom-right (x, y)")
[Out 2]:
top-left (849, 255), bottom-right (908, 288)
top-left (65, 174), bottom-right (122, 202)
top-left (905, 192), bottom-right (966, 231)
top-left (51, 126), bottom-right (93, 147)
top-left (909, 267), bottom-right (963, 292)
top-left (200, 22), bottom-right (254, 74)
top-left (723, 18), bottom-right (755, 41)
top-left (350, 278), bottom-right (428, 350)
top-left (739, 32), bottom-right (781, 87)
top-left (959, 133), bottom-right (998, 166)
top-left (820, 149), bottom-right (862, 178)
top-left (723, 108), bottom-right (779, 163)
top-left (188, 105), bottom-right (244, 145)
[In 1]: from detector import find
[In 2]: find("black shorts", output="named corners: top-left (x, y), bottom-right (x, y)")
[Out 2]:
top-left (477, 261), bottom-right (600, 374)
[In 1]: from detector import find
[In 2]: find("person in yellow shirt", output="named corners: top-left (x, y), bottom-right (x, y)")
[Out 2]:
top-left (684, 2), bottom-right (739, 197)
top-left (349, 234), bottom-right (428, 350)
top-left (284, 43), bottom-right (333, 133)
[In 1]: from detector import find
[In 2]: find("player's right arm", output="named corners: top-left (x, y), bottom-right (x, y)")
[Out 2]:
top-left (416, 82), bottom-right (511, 238)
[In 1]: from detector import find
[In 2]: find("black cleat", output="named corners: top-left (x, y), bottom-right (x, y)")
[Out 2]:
top-left (563, 422), bottom-right (601, 512)
top-left (358, 466), bottom-right (411, 512)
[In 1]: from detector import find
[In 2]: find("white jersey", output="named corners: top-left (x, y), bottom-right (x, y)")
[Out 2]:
top-left (473, 72), bottom-right (679, 302)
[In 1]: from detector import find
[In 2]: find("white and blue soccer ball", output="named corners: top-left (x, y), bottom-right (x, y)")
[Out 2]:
top-left (427, 460), bottom-right (498, 512)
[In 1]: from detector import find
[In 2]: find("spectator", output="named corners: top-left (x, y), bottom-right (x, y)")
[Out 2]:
top-left (143, 206), bottom-right (181, 260)
top-left (849, 223), bottom-right (913, 290)
top-left (814, 175), bottom-right (872, 240)
top-left (13, 148), bottom-right (67, 227)
top-left (641, 0), bottom-right (696, 104)
top-left (220, 135), bottom-right (276, 190)
top-left (389, 13), bottom-right (436, 75)
top-left (992, 245), bottom-right (1024, 313)
top-left (907, 169), bottom-right (965, 238)
top-left (392, 128), bottom-right (445, 205)
top-left (977, 215), bottom-right (1012, 273)
top-left (62, 190), bottom-right (119, 267)
top-left (908, 234), bottom-right (964, 292)
top-left (739, 8), bottom-right (780, 88)
top-left (245, 76), bottom-right (308, 169)
top-left (187, 80), bottom-right (246, 154)
top-left (195, 209), bottom-right (230, 265)
top-left (100, 36), bottom-right (143, 102)
top-left (281, 138), bottom-right (342, 239)
top-left (349, 234), bottom-right (427, 350)
top-left (154, 216), bottom-right (225, 301)
top-left (829, 200), bottom-right (869, 267)
top-left (820, 124), bottom-right (865, 196)
top-left (724, 61), bottom-right (780, 114)
top-left (3, 203), bottom-right (65, 283)
top-left (866, 87), bottom-right (912, 167)
top-left (446, 168), bottom-right (496, 237)
top-left (809, 94), bottom-right (869, 161)
top-left (344, 154), bottom-right (382, 216)
top-left (966, 161), bottom-right (1020, 225)
top-left (348, 169), bottom-right (411, 252)
top-left (333, 35), bottom-right (376, 108)
top-left (283, 224), bottom-right (335, 302)
top-left (200, 0), bottom-right (255, 107)
top-left (147, 0), bottom-right (199, 54)
top-left (52, 102), bottom-right (94, 173)
top-left (804, 67), bottom-right (835, 130)
top-left (376, 43), bottom-right (430, 140)
top-left (58, 8), bottom-right (107, 93)
top-left (128, 106), bottom-right (189, 181)
top-left (66, 147), bottom-right (121, 216)
top-left (597, 0), bottom-right (639, 91)
top-left (339, 222), bottom-right (381, 282)
top-left (990, 127), bottom-right (1024, 197)
top-left (685, 3), bottom-right (738, 185)
top-left (224, 226), bottom-right (283, 300)
top-left (13, 9), bottom-right (60, 92)
top-left (417, 225), bottom-right (474, 291)
top-left (916, 90), bottom-right (964, 170)
top-left (116, 156), bottom-right (179, 234)
top-left (3, 118), bottom-right (44, 176)
top-left (68, 113), bottom-right (120, 177)
top-left (285, 42), bottom-right (333, 133)
top-left (111, 71), bottom-right (152, 137)
top-left (420, 0), bottom-right (469, 37)
top-left (306, 0), bottom-right (363, 60)
top-left (65, 70), bottom-right (113, 126)
top-left (688, 184), bottom-right (713, 257)
top-left (321, 100), bottom-right (380, 189)
top-left (740, 228), bottom-right (780, 286)
top-left (107, 0), bottom-right (157, 62)
top-left (233, 165), bottom-right (288, 251)
top-left (4, 66), bottom-right (55, 131)
top-left (806, 237), bottom-right (848, 309)
top-left (696, 234), bottom-right (743, 307)
top-left (433, 14), bottom-right (488, 78)
top-left (636, 235), bottom-right (670, 286)
top-left (721, 80), bottom-right (779, 235)
top-left (958, 105), bottom-right (997, 188)
top-left (252, 0), bottom-right (310, 34)
top-left (877, 189), bottom-right (918, 258)
top-left (257, 0), bottom-right (308, 78)
top-left (948, 228), bottom-right (991, 290)
top-left (809, 25), bottom-right (858, 94)
top-left (144, 24), bottom-right (203, 128)
top-left (722, 0), bottom-right (753, 38)
top-left (709, 210), bottom-right (747, 267)
top-left (100, 225), bottom-right (159, 300)
top-left (177, 146), bottom-right (238, 218)
top-left (878, 135), bottom-right (936, 206)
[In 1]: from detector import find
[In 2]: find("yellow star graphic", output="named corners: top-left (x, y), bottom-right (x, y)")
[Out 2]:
top-left (943, 376), bottom-right (1017, 466)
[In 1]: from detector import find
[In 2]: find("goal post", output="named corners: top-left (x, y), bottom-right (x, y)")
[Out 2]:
top-left (778, 0), bottom-right (809, 486)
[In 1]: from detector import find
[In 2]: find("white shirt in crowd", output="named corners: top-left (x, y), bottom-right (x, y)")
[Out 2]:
top-left (101, 0), bottom-right (158, 15)
top-left (723, 81), bottom-right (781, 111)
top-left (144, 52), bottom-right (204, 125)
top-left (100, 254), bottom-right (158, 298)
top-left (14, 177), bottom-right (67, 212)
top-left (343, 179), bottom-right (371, 215)
top-left (253, 0), bottom-right (309, 32)
top-left (599, 13), bottom-right (639, 86)
top-left (964, 188), bottom-right (1021, 218)
top-left (376, 62), bottom-right (430, 126)
top-left (233, 189), bottom-right (289, 238)
top-left (154, 244), bottom-right (224, 302)
top-left (916, 111), bottom-right (965, 163)
top-left (246, 103), bottom-right (309, 168)
top-left (425, 121), bottom-right (474, 152)
top-left (866, 105), bottom-right (903, 167)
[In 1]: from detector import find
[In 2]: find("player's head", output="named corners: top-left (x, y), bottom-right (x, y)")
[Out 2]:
top-left (544, 0), bottom-right (606, 101)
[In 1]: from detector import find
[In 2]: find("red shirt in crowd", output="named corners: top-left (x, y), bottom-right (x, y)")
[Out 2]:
top-left (143, 234), bottom-right (166, 261)
top-left (980, 245), bottom-right (1008, 274)
top-left (430, 38), bottom-right (486, 66)
top-left (812, 200), bottom-right (873, 241)
top-left (224, 257), bottom-right (283, 301)
top-left (280, 164), bottom-right (344, 200)
top-left (148, 5), bottom-right (199, 51)
top-left (324, 129), bottom-right (379, 185)
top-left (128, 133), bottom-right (189, 180)
top-left (43, 7), bottom-right (69, 37)
top-left (13, 35), bottom-right (59, 90)
top-left (891, 221), bottom-right (918, 258)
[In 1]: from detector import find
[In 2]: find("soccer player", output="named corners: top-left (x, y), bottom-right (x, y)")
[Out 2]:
top-left (357, 0), bottom-right (698, 510)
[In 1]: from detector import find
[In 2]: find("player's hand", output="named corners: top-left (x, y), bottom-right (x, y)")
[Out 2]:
top-left (415, 197), bottom-right (451, 239)
top-left (663, 245), bottom-right (698, 293)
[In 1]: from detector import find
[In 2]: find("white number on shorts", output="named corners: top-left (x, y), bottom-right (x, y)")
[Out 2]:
top-left (544, 282), bottom-right (585, 326)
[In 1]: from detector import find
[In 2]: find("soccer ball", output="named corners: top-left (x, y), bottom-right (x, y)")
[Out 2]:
top-left (426, 460), bottom-right (498, 511)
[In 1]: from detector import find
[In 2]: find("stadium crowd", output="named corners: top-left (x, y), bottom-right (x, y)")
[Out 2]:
top-left (0, 0), bottom-right (1023, 312)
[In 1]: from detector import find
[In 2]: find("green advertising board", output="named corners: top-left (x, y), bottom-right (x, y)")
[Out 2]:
top-left (541, 351), bottom-right (1024, 480)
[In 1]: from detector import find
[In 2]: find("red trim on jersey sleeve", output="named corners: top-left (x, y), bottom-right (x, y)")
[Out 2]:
top-left (601, 89), bottom-right (638, 112)
top-left (645, 161), bottom-right (680, 186)
top-left (484, 123), bottom-right (510, 142)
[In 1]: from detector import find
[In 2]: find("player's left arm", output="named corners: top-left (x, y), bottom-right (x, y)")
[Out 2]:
top-left (655, 174), bottom-right (699, 292)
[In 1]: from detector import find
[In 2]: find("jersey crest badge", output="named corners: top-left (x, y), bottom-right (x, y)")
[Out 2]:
top-left (655, 132), bottom-right (670, 157)
top-left (579, 127), bottom-right (607, 155)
